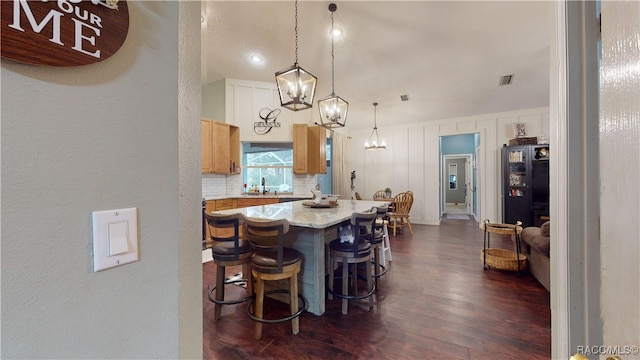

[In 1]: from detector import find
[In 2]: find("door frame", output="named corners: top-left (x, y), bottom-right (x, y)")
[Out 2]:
top-left (440, 153), bottom-right (474, 216)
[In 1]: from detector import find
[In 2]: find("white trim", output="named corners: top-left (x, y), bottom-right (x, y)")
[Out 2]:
top-left (551, 1), bottom-right (569, 357)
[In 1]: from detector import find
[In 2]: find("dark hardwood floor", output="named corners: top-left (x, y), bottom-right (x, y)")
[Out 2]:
top-left (203, 217), bottom-right (551, 359)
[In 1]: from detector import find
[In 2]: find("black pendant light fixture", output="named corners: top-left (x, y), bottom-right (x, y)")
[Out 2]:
top-left (364, 102), bottom-right (387, 150)
top-left (317, 3), bottom-right (348, 129)
top-left (275, 0), bottom-right (317, 111)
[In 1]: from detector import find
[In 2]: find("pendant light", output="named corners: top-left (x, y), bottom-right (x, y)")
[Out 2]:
top-left (364, 102), bottom-right (387, 150)
top-left (317, 3), bottom-right (348, 129)
top-left (275, 0), bottom-right (317, 111)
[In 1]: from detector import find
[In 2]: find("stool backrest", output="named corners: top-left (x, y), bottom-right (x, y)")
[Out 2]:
top-left (342, 211), bottom-right (376, 256)
top-left (243, 217), bottom-right (289, 273)
top-left (205, 212), bottom-right (243, 260)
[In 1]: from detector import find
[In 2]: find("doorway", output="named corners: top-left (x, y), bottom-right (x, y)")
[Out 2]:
top-left (439, 134), bottom-right (479, 219)
top-left (442, 154), bottom-right (473, 216)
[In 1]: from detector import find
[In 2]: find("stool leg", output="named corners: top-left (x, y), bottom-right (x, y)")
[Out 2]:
top-left (342, 258), bottom-right (349, 315)
top-left (365, 258), bottom-right (374, 310)
top-left (290, 271), bottom-right (300, 335)
top-left (384, 225), bottom-right (392, 262)
top-left (254, 275), bottom-right (264, 340)
top-left (242, 262), bottom-right (253, 296)
top-left (328, 257), bottom-right (335, 300)
top-left (215, 265), bottom-right (225, 320)
top-left (373, 245), bottom-right (381, 287)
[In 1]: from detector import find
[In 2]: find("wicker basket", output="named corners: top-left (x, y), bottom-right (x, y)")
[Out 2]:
top-left (481, 248), bottom-right (527, 271)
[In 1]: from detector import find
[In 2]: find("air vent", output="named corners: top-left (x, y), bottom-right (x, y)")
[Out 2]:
top-left (499, 74), bottom-right (514, 86)
top-left (400, 94), bottom-right (410, 101)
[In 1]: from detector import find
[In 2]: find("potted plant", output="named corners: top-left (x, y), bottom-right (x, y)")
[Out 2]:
top-left (384, 187), bottom-right (392, 198)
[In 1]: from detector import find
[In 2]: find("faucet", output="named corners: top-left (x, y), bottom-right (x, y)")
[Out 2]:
top-left (261, 177), bottom-right (267, 195)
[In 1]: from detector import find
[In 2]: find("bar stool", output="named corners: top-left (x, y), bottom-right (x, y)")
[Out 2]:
top-left (243, 217), bottom-right (306, 340)
top-left (371, 204), bottom-right (392, 285)
top-left (205, 213), bottom-right (253, 320)
top-left (327, 211), bottom-right (377, 315)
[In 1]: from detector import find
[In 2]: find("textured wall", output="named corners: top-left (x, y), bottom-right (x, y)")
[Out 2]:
top-left (1, 2), bottom-right (200, 358)
top-left (600, 0), bottom-right (640, 350)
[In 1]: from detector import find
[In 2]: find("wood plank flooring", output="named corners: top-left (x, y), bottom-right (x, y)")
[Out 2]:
top-left (203, 217), bottom-right (551, 359)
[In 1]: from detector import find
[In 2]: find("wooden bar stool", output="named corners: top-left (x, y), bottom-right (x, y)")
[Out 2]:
top-left (327, 211), bottom-right (377, 315)
top-left (205, 213), bottom-right (253, 320)
top-left (243, 217), bottom-right (306, 340)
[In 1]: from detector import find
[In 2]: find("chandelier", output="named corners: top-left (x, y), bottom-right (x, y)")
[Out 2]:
top-left (275, 0), bottom-right (317, 111)
top-left (317, 3), bottom-right (348, 129)
top-left (364, 102), bottom-right (387, 150)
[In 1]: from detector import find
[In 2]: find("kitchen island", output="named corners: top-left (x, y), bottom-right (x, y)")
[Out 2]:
top-left (209, 199), bottom-right (385, 315)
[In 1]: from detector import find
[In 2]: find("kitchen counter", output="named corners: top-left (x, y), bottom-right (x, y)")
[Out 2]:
top-left (210, 199), bottom-right (385, 315)
top-left (204, 194), bottom-right (312, 201)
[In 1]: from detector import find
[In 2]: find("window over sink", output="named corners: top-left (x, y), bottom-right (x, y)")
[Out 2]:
top-left (242, 142), bottom-right (294, 193)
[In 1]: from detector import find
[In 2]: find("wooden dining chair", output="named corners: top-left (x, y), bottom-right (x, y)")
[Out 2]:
top-left (372, 190), bottom-right (387, 200)
top-left (388, 191), bottom-right (414, 236)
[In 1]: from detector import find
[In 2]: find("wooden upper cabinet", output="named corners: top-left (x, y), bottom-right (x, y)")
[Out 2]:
top-left (293, 124), bottom-right (326, 174)
top-left (201, 118), bottom-right (240, 174)
top-left (201, 119), bottom-right (214, 173)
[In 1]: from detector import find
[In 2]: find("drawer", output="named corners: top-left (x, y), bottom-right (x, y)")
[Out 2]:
top-left (236, 198), bottom-right (279, 208)
top-left (215, 199), bottom-right (235, 210)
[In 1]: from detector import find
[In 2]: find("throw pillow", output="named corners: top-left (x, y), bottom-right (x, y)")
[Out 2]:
top-left (540, 221), bottom-right (550, 237)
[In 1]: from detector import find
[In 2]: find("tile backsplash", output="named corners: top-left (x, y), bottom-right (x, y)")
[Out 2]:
top-left (202, 173), bottom-right (318, 199)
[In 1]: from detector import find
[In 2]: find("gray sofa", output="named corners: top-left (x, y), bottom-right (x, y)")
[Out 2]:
top-left (517, 221), bottom-right (550, 292)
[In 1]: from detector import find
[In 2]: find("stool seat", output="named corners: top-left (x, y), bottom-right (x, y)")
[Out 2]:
top-left (252, 248), bottom-right (303, 273)
top-left (212, 240), bottom-right (252, 260)
top-left (329, 238), bottom-right (371, 254)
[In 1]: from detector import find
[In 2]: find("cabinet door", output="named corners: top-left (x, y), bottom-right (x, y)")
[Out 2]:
top-left (309, 125), bottom-right (327, 174)
top-left (212, 121), bottom-right (231, 174)
top-left (503, 146), bottom-right (531, 226)
top-left (293, 124), bottom-right (308, 174)
top-left (201, 119), bottom-right (214, 173)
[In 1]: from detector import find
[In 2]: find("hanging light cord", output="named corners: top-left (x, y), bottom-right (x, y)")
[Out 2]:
top-left (294, 0), bottom-right (299, 66)
top-left (330, 9), bottom-right (335, 95)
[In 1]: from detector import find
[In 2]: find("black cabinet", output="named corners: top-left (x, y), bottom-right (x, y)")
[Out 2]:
top-left (502, 144), bottom-right (549, 227)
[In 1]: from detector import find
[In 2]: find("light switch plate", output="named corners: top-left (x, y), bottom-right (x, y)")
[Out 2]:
top-left (92, 208), bottom-right (139, 272)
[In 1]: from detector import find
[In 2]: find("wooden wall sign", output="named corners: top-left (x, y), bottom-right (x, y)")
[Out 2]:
top-left (1, 0), bottom-right (129, 66)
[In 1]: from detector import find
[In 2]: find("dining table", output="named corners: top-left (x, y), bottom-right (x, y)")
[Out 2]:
top-left (209, 199), bottom-right (386, 316)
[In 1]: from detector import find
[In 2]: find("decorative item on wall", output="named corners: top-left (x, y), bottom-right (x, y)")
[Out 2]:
top-left (317, 3), bottom-right (348, 129)
top-left (1, 0), bottom-right (129, 66)
top-left (254, 108), bottom-right (282, 135)
top-left (275, 0), bottom-right (317, 112)
top-left (364, 102), bottom-right (387, 150)
top-left (513, 123), bottom-right (528, 137)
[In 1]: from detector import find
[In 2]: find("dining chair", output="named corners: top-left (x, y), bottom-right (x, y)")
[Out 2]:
top-left (388, 191), bottom-right (414, 236)
top-left (327, 211), bottom-right (377, 315)
top-left (205, 212), bottom-right (254, 320)
top-left (372, 189), bottom-right (387, 200)
top-left (243, 217), bottom-right (306, 340)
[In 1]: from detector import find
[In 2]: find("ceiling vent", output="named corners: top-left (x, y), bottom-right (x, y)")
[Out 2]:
top-left (400, 94), bottom-right (410, 101)
top-left (499, 74), bottom-right (514, 86)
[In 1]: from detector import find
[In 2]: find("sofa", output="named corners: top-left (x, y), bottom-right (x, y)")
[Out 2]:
top-left (517, 221), bottom-right (550, 292)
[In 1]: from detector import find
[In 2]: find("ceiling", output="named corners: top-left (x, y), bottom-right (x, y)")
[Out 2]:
top-left (201, 1), bottom-right (550, 130)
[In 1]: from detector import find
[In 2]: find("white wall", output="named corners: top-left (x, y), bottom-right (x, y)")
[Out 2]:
top-left (1, 2), bottom-right (202, 358)
top-left (600, 0), bottom-right (640, 351)
top-left (350, 107), bottom-right (550, 225)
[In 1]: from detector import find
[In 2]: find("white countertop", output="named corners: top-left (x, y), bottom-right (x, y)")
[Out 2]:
top-left (209, 199), bottom-right (388, 228)
top-left (204, 194), bottom-right (312, 200)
